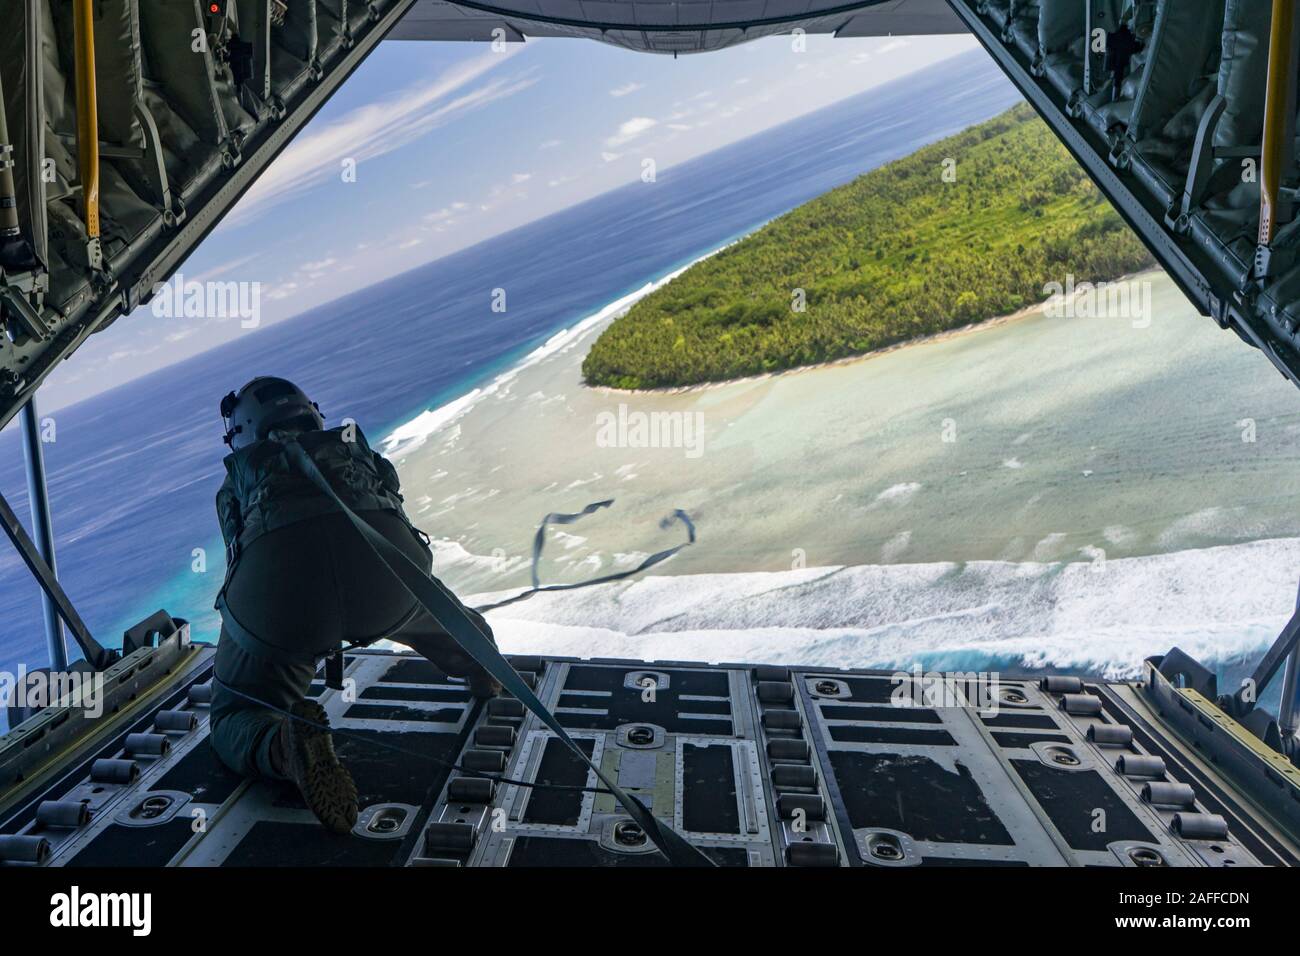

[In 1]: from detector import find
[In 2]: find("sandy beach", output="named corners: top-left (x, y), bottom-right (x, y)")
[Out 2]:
top-left (381, 266), bottom-right (1300, 677)
top-left (389, 265), bottom-right (1300, 581)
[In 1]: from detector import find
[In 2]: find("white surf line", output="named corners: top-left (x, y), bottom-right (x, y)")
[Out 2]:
top-left (468, 536), bottom-right (1300, 680)
top-left (380, 248), bottom-right (728, 459)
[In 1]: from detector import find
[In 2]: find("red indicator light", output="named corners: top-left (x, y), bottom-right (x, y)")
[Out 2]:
top-left (210, 3), bottom-right (220, 12)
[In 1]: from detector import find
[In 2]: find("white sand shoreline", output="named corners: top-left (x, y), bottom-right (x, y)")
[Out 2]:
top-left (390, 266), bottom-right (1297, 582)
top-left (385, 266), bottom-right (1300, 679)
top-left (582, 266), bottom-right (1164, 398)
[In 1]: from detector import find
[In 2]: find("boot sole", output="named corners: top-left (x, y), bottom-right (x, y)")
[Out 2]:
top-left (286, 703), bottom-right (359, 835)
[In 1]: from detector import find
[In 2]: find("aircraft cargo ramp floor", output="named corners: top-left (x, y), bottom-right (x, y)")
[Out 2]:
top-left (3, 646), bottom-right (1298, 868)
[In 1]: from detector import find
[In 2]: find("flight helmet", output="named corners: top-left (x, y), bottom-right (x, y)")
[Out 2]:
top-left (220, 377), bottom-right (324, 449)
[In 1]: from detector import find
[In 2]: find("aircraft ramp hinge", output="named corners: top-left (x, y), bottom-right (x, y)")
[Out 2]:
top-left (0, 283), bottom-right (51, 340)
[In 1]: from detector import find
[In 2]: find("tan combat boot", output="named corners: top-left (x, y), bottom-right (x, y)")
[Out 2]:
top-left (272, 699), bottom-right (359, 835)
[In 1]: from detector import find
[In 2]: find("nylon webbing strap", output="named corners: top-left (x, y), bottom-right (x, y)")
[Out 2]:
top-left (474, 499), bottom-right (696, 613)
top-left (282, 442), bottom-right (714, 867)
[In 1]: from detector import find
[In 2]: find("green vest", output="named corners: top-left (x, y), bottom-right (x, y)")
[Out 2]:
top-left (215, 425), bottom-right (411, 573)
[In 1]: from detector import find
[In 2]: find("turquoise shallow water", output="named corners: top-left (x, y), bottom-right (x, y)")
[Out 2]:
top-left (6, 42), bottom-right (1295, 716)
top-left (392, 269), bottom-right (1300, 690)
top-left (405, 270), bottom-right (1300, 583)
top-left (0, 49), bottom-right (1020, 703)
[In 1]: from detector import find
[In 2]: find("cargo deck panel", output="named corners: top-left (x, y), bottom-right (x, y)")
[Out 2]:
top-left (3, 646), bottom-right (1296, 868)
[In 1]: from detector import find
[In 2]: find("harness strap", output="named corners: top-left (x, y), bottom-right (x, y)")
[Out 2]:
top-left (281, 441), bottom-right (715, 868)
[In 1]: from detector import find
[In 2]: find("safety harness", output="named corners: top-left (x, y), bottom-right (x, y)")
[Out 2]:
top-left (271, 441), bottom-right (714, 867)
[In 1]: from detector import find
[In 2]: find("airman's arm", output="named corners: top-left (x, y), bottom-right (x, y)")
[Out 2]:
top-left (216, 474), bottom-right (242, 555)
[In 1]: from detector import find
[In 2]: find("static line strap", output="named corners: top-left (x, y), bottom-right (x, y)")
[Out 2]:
top-left (532, 500), bottom-right (614, 589)
top-left (473, 500), bottom-right (696, 613)
top-left (282, 441), bottom-right (715, 867)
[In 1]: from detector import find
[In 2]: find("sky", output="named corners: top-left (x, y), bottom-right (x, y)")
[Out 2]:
top-left (40, 31), bottom-right (979, 411)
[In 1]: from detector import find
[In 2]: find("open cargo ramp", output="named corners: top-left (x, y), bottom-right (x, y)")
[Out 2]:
top-left (2, 648), bottom-right (1297, 867)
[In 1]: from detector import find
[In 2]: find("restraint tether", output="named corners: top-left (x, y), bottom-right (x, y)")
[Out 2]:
top-left (280, 441), bottom-right (715, 867)
top-left (473, 498), bottom-right (695, 612)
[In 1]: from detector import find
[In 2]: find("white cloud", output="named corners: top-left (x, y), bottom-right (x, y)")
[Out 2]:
top-left (876, 39), bottom-right (911, 54)
top-left (188, 251), bottom-right (262, 285)
top-left (609, 81), bottom-right (645, 97)
top-left (265, 281), bottom-right (299, 301)
top-left (423, 201), bottom-right (469, 225)
top-left (228, 49), bottom-right (534, 226)
top-left (472, 173), bottom-right (535, 214)
top-left (605, 116), bottom-right (657, 148)
top-left (538, 138), bottom-right (562, 150)
top-left (600, 151), bottom-right (622, 163)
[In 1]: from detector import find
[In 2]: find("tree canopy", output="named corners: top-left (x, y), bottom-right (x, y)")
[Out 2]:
top-left (583, 103), bottom-right (1154, 390)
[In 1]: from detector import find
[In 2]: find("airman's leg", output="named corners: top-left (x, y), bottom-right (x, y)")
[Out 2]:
top-left (209, 632), bottom-right (316, 780)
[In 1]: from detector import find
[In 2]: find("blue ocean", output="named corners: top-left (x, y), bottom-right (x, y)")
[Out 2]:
top-left (0, 52), bottom-right (1018, 708)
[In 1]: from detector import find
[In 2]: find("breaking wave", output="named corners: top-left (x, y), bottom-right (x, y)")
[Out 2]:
top-left (380, 251), bottom-right (722, 459)
top-left (470, 537), bottom-right (1300, 680)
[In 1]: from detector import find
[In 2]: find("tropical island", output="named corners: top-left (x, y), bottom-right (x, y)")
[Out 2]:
top-left (581, 103), bottom-right (1154, 390)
